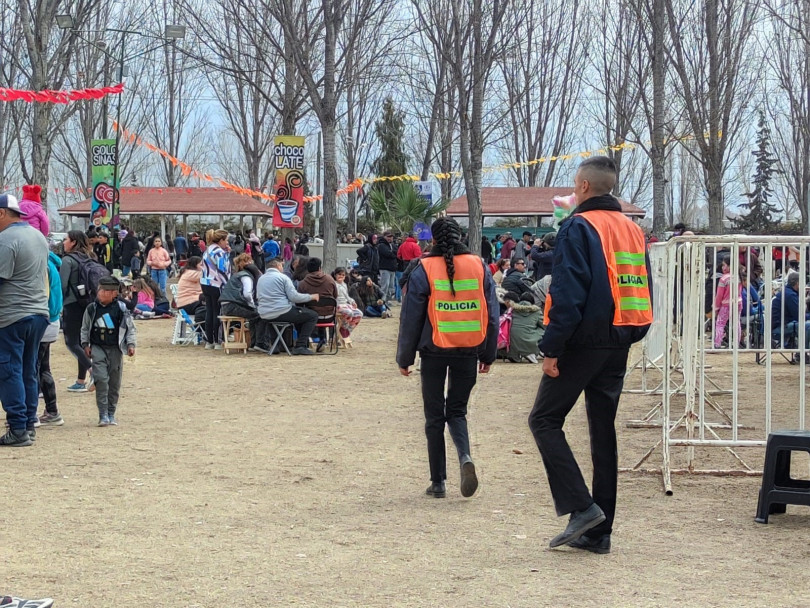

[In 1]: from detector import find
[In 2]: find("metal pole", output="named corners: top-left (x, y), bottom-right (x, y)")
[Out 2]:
top-left (315, 132), bottom-right (322, 236)
top-left (110, 34), bottom-right (126, 264)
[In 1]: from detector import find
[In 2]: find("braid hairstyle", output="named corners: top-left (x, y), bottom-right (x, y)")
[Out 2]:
top-left (429, 217), bottom-right (469, 296)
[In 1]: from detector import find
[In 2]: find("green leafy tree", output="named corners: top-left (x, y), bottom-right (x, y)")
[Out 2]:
top-left (371, 98), bottom-right (410, 205)
top-left (733, 111), bottom-right (781, 234)
top-left (369, 181), bottom-right (450, 234)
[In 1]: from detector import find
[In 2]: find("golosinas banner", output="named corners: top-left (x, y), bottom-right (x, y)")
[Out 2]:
top-left (90, 139), bottom-right (120, 230)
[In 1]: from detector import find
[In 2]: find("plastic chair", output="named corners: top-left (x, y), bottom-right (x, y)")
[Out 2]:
top-left (755, 430), bottom-right (810, 523)
top-left (309, 296), bottom-right (339, 355)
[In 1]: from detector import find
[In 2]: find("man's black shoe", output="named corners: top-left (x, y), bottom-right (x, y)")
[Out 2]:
top-left (425, 481), bottom-right (446, 498)
top-left (567, 533), bottom-right (611, 554)
top-left (460, 459), bottom-right (478, 497)
top-left (292, 346), bottom-right (314, 356)
top-left (549, 503), bottom-right (606, 548)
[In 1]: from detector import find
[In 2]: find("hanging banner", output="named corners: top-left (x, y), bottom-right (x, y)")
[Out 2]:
top-left (272, 135), bottom-right (305, 228)
top-left (90, 139), bottom-right (119, 229)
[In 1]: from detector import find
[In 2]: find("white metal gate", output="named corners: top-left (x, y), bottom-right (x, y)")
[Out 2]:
top-left (623, 236), bottom-right (810, 493)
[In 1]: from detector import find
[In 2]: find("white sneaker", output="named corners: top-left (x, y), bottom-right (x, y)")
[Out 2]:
top-left (204, 343), bottom-right (215, 350)
top-left (526, 354), bottom-right (539, 364)
top-left (214, 343), bottom-right (224, 350)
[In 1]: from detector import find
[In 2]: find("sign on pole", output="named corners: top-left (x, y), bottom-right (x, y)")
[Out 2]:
top-left (272, 135), bottom-right (306, 229)
top-left (90, 139), bottom-right (119, 230)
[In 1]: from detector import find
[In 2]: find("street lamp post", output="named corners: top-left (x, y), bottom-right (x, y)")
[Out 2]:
top-left (56, 15), bottom-right (186, 253)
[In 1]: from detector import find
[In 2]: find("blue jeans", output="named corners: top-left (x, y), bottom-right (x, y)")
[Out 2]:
top-left (122, 265), bottom-right (131, 277)
top-left (151, 268), bottom-right (167, 292)
top-left (772, 321), bottom-right (810, 347)
top-left (0, 315), bottom-right (49, 430)
top-left (395, 271), bottom-right (403, 301)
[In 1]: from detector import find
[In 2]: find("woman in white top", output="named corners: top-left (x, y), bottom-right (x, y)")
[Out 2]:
top-left (332, 266), bottom-right (363, 340)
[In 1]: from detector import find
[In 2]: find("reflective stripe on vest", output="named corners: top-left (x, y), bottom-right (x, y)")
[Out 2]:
top-left (579, 209), bottom-right (653, 326)
top-left (423, 255), bottom-right (488, 349)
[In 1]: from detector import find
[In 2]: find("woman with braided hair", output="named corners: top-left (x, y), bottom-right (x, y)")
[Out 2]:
top-left (396, 217), bottom-right (499, 499)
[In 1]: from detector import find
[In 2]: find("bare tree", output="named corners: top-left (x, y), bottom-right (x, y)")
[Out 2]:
top-left (263, 0), bottom-right (396, 270)
top-left (8, 0), bottom-right (102, 204)
top-left (496, 0), bottom-right (585, 188)
top-left (765, 0), bottom-right (810, 232)
top-left (413, 0), bottom-right (512, 250)
top-left (0, 5), bottom-right (24, 189)
top-left (663, 0), bottom-right (760, 234)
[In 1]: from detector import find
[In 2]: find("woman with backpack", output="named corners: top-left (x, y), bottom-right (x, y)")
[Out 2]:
top-left (60, 231), bottom-right (98, 392)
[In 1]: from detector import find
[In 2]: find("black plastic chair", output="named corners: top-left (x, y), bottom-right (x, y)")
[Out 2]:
top-left (755, 430), bottom-right (810, 523)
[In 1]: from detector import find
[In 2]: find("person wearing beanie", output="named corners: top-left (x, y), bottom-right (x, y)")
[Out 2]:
top-left (19, 184), bottom-right (50, 238)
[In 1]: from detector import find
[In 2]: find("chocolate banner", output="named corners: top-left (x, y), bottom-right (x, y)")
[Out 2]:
top-left (272, 135), bottom-right (306, 228)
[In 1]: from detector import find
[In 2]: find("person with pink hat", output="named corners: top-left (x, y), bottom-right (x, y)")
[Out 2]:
top-left (19, 184), bottom-right (49, 237)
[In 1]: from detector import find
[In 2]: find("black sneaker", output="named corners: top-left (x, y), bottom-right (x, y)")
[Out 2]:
top-left (568, 533), bottom-right (611, 554)
top-left (0, 429), bottom-right (32, 447)
top-left (27, 426), bottom-right (36, 442)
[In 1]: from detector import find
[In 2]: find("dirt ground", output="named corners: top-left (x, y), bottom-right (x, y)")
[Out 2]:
top-left (2, 311), bottom-right (809, 607)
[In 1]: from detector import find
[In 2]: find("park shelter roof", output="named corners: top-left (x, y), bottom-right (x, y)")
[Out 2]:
top-left (57, 187), bottom-right (274, 217)
top-left (447, 187), bottom-right (646, 218)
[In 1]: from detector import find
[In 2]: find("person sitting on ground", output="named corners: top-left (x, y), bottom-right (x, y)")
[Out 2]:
top-left (357, 275), bottom-right (391, 318)
top-left (501, 257), bottom-right (535, 301)
top-left (332, 266), bottom-right (363, 340)
top-left (132, 276), bottom-right (171, 318)
top-left (492, 258), bottom-right (510, 287)
top-left (175, 256), bottom-right (203, 314)
top-left (504, 291), bottom-right (544, 364)
top-left (257, 257), bottom-right (320, 356)
top-left (220, 253), bottom-right (268, 352)
top-left (771, 271), bottom-right (810, 350)
top-left (298, 257), bottom-right (339, 351)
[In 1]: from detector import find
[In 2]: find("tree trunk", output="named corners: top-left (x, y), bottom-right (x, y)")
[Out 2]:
top-left (651, 0), bottom-right (667, 235)
top-left (320, 0), bottom-right (339, 272)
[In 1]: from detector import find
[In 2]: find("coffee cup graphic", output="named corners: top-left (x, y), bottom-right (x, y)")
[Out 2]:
top-left (276, 199), bottom-right (299, 223)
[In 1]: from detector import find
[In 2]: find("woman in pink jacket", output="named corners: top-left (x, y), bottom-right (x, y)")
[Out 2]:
top-left (19, 184), bottom-right (50, 237)
top-left (146, 236), bottom-right (171, 292)
top-left (713, 255), bottom-right (743, 348)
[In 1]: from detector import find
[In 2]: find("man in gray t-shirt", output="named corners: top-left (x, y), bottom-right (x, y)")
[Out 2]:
top-left (0, 194), bottom-right (49, 447)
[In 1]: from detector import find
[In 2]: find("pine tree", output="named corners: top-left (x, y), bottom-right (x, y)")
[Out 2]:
top-left (733, 111), bottom-right (781, 233)
top-left (371, 98), bottom-right (410, 204)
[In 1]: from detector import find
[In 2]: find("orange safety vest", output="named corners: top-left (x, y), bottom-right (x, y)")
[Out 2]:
top-left (422, 254), bottom-right (488, 349)
top-left (544, 210), bottom-right (652, 327)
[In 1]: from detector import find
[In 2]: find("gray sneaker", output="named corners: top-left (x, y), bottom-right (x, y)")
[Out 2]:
top-left (0, 596), bottom-right (55, 608)
top-left (108, 414), bottom-right (118, 426)
top-left (0, 428), bottom-right (32, 447)
top-left (27, 427), bottom-right (36, 442)
top-left (98, 415), bottom-right (111, 427)
top-left (39, 412), bottom-right (64, 426)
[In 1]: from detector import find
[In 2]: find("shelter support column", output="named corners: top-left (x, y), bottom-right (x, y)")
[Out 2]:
top-left (160, 216), bottom-right (166, 244)
top-left (219, 215), bottom-right (224, 229)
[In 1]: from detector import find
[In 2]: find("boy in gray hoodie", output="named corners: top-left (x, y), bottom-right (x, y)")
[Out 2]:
top-left (81, 276), bottom-right (137, 426)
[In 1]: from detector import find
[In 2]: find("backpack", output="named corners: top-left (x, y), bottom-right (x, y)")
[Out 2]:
top-left (69, 253), bottom-right (111, 305)
top-left (497, 309), bottom-right (513, 351)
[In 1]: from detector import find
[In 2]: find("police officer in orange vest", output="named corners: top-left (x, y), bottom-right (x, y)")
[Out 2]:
top-left (530, 156), bottom-right (652, 554)
top-left (397, 217), bottom-right (499, 499)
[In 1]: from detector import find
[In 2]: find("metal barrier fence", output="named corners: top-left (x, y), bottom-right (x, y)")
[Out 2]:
top-left (623, 236), bottom-right (810, 493)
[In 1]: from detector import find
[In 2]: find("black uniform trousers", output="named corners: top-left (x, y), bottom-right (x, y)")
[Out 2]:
top-left (420, 354), bottom-right (477, 483)
top-left (528, 347), bottom-right (629, 536)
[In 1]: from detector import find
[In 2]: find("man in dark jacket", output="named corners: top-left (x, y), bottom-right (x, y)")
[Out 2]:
top-left (771, 272), bottom-right (810, 347)
top-left (120, 232), bottom-right (140, 277)
top-left (528, 157), bottom-right (652, 555)
top-left (397, 217), bottom-right (499, 499)
top-left (378, 231), bottom-right (398, 304)
top-left (356, 235), bottom-right (380, 283)
top-left (531, 232), bottom-right (556, 280)
top-left (501, 259), bottom-right (534, 300)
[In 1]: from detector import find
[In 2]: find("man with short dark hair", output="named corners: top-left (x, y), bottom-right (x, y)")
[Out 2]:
top-left (528, 157), bottom-right (652, 553)
top-left (0, 194), bottom-right (50, 447)
top-left (257, 257), bottom-right (320, 355)
top-left (771, 272), bottom-right (810, 349)
top-left (174, 231), bottom-right (188, 260)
